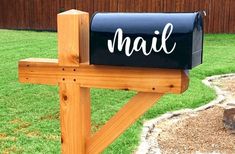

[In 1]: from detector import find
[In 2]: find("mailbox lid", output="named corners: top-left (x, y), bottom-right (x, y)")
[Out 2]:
top-left (91, 12), bottom-right (198, 34)
top-left (90, 12), bottom-right (203, 69)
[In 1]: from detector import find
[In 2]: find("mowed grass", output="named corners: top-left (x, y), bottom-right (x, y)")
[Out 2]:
top-left (0, 29), bottom-right (234, 154)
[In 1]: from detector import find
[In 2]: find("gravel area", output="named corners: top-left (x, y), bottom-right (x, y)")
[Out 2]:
top-left (214, 77), bottom-right (235, 100)
top-left (157, 106), bottom-right (235, 153)
top-left (157, 76), bottom-right (235, 154)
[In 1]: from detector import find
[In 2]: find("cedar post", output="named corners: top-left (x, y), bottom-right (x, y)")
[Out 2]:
top-left (57, 10), bottom-right (90, 154)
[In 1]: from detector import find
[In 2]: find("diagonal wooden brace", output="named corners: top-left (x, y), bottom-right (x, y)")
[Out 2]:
top-left (87, 92), bottom-right (163, 154)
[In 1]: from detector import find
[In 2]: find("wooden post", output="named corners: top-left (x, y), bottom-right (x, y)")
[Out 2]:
top-left (58, 10), bottom-right (90, 154)
top-left (18, 9), bottom-right (189, 154)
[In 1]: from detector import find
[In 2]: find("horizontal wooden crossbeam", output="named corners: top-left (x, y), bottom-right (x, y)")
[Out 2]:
top-left (18, 58), bottom-right (189, 93)
top-left (19, 58), bottom-right (188, 93)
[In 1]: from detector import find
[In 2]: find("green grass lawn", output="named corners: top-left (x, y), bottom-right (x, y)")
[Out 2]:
top-left (0, 30), bottom-right (234, 154)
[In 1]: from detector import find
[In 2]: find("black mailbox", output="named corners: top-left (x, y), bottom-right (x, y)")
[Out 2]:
top-left (90, 12), bottom-right (204, 69)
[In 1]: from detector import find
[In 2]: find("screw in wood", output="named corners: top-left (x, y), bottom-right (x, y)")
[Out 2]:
top-left (63, 95), bottom-right (68, 101)
top-left (169, 84), bottom-right (174, 88)
top-left (61, 137), bottom-right (64, 143)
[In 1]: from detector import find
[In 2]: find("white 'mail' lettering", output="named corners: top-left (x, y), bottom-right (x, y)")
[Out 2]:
top-left (108, 28), bottom-right (131, 54)
top-left (150, 30), bottom-right (162, 53)
top-left (161, 23), bottom-right (176, 54)
top-left (132, 37), bottom-right (146, 55)
top-left (107, 23), bottom-right (176, 56)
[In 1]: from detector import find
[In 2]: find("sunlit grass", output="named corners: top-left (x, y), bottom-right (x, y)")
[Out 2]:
top-left (0, 30), bottom-right (234, 153)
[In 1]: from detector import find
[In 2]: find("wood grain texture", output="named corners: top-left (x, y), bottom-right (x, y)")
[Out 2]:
top-left (18, 58), bottom-right (189, 94)
top-left (58, 10), bottom-right (79, 66)
top-left (181, 70), bottom-right (189, 93)
top-left (87, 92), bottom-right (163, 154)
top-left (57, 10), bottom-right (89, 66)
top-left (57, 10), bottom-right (91, 154)
top-left (59, 83), bottom-right (91, 154)
top-left (59, 83), bottom-right (85, 154)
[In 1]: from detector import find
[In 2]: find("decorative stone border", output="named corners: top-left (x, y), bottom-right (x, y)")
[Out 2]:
top-left (135, 73), bottom-right (235, 154)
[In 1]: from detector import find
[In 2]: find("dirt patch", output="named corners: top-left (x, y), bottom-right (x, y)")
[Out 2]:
top-left (43, 134), bottom-right (60, 141)
top-left (40, 111), bottom-right (59, 121)
top-left (11, 119), bottom-right (31, 133)
top-left (156, 75), bottom-right (235, 153)
top-left (0, 132), bottom-right (17, 142)
top-left (10, 119), bottom-right (22, 124)
top-left (26, 131), bottom-right (41, 138)
top-left (0, 133), bottom-right (7, 139)
top-left (2, 146), bottom-right (23, 154)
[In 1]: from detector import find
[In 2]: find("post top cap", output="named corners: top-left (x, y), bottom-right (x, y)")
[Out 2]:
top-left (58, 9), bottom-right (88, 16)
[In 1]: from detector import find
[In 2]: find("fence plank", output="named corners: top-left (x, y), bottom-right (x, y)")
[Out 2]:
top-left (229, 0), bottom-right (235, 33)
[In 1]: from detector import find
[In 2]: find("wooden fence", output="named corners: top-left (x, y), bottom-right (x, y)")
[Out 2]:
top-left (0, 0), bottom-right (234, 33)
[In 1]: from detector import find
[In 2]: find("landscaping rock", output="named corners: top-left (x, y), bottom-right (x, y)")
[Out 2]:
top-left (223, 108), bottom-right (235, 132)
